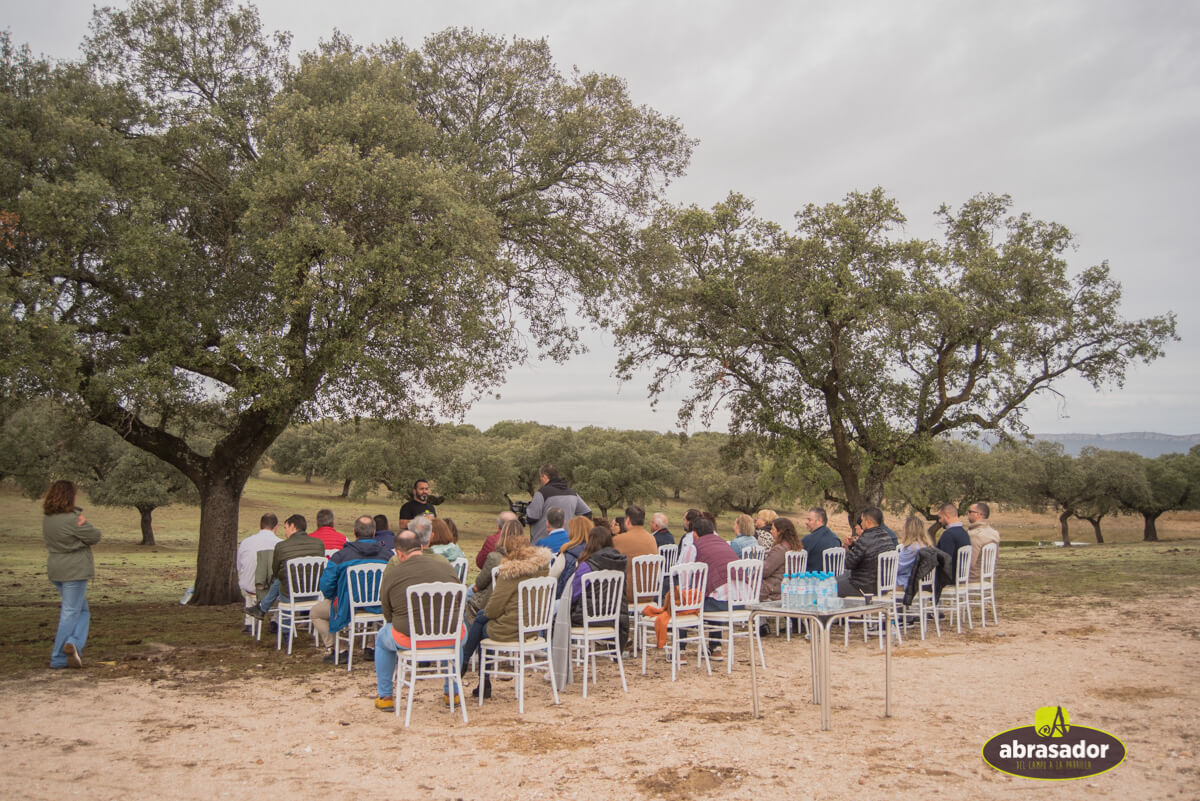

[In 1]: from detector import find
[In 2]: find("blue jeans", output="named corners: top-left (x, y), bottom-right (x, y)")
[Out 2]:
top-left (50, 580), bottom-right (90, 668)
top-left (374, 624), bottom-right (459, 698)
top-left (257, 579), bottom-right (290, 611)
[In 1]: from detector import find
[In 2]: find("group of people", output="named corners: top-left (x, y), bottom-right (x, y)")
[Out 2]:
top-left (38, 466), bottom-right (999, 724)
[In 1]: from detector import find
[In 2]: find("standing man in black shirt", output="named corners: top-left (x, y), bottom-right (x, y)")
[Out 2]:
top-left (398, 478), bottom-right (437, 521)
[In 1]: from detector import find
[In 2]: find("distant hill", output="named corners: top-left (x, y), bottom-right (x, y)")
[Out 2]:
top-left (1032, 432), bottom-right (1200, 458)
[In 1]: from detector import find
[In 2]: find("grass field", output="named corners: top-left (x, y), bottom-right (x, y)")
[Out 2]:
top-left (2, 471), bottom-right (1197, 677)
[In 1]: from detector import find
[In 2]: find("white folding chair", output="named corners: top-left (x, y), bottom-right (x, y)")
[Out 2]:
top-left (970, 542), bottom-right (998, 626)
top-left (643, 562), bottom-right (712, 681)
top-left (658, 544), bottom-right (679, 574)
top-left (324, 548), bottom-right (338, 559)
top-left (629, 554), bottom-right (665, 658)
top-left (394, 582), bottom-right (468, 727)
top-left (843, 551), bottom-right (902, 647)
top-left (745, 544), bottom-right (768, 561)
top-left (451, 558), bottom-right (468, 584)
top-left (823, 546), bottom-right (846, 575)
top-left (704, 559), bottom-right (766, 673)
top-left (479, 576), bottom-right (560, 714)
top-left (906, 567), bottom-right (942, 640)
top-left (334, 563), bottom-right (386, 671)
top-left (569, 570), bottom-right (628, 698)
top-left (275, 556), bottom-right (325, 653)
top-left (940, 545), bottom-right (974, 633)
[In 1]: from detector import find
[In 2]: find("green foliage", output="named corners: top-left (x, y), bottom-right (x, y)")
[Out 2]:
top-left (616, 190), bottom-right (1178, 515)
top-left (0, 1), bottom-right (691, 602)
top-left (885, 438), bottom-right (1015, 524)
top-left (566, 427), bottom-right (670, 517)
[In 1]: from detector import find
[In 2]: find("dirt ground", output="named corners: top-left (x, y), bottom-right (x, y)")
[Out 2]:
top-left (3, 597), bottom-right (1198, 801)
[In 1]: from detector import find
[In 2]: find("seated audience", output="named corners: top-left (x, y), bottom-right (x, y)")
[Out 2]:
top-left (801, 507), bottom-right (841, 573)
top-left (534, 507), bottom-right (569, 553)
top-left (761, 516), bottom-right (802, 602)
top-left (248, 514), bottom-right (324, 619)
top-left (372, 530), bottom-right (460, 711)
top-left (729, 514), bottom-right (758, 557)
top-left (313, 514), bottom-right (392, 662)
top-left (373, 514), bottom-right (395, 552)
top-left (475, 510), bottom-right (517, 569)
top-left (649, 512), bottom-right (674, 548)
top-left (568, 525), bottom-right (630, 650)
top-left (460, 522), bottom-right (552, 698)
top-left (896, 514), bottom-right (934, 589)
top-left (754, 509), bottom-right (778, 549)
top-left (311, 508), bottom-right (347, 551)
top-left (429, 518), bottom-right (465, 563)
top-left (836, 507), bottom-right (898, 597)
top-left (612, 504), bottom-right (657, 603)
top-left (549, 515), bottom-right (592, 598)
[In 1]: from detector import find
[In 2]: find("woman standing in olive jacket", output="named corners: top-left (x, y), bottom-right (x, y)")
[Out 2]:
top-left (43, 480), bottom-right (102, 669)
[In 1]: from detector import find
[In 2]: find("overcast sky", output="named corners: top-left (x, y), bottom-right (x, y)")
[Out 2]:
top-left (7, 0), bottom-right (1198, 435)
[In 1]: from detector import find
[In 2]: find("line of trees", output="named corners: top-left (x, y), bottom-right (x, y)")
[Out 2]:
top-left (267, 418), bottom-right (1200, 543)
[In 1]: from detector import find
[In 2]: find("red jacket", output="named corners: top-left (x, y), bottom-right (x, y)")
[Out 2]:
top-left (475, 529), bottom-right (502, 569)
top-left (311, 526), bottom-right (347, 551)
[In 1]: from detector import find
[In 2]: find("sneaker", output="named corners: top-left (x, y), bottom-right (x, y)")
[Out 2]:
top-left (246, 605), bottom-right (266, 621)
top-left (443, 692), bottom-right (462, 707)
top-left (707, 646), bottom-right (723, 660)
top-left (374, 696), bottom-right (395, 711)
top-left (63, 643), bottom-right (83, 669)
top-left (471, 680), bottom-right (492, 699)
top-left (322, 651), bottom-right (337, 664)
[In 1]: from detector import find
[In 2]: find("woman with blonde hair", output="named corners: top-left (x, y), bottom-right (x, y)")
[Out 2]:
top-left (460, 520), bottom-right (552, 697)
top-left (730, 514), bottom-right (758, 557)
top-left (896, 514), bottom-right (934, 589)
top-left (754, 509), bottom-right (778, 549)
top-left (549, 515), bottom-right (592, 597)
top-left (43, 480), bottom-right (102, 669)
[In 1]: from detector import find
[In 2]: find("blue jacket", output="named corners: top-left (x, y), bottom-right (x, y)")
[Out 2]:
top-left (802, 525), bottom-right (841, 573)
top-left (536, 528), bottom-right (568, 553)
top-left (321, 539), bottom-right (393, 633)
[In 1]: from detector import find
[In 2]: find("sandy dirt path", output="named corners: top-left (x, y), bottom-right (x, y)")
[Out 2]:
top-left (3, 596), bottom-right (1197, 801)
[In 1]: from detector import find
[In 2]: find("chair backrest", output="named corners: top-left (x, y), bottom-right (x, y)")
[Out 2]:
top-left (785, 550), bottom-right (807, 575)
top-left (668, 562), bottom-right (707, 617)
top-left (324, 548), bottom-right (338, 559)
top-left (516, 576), bottom-right (557, 637)
top-left (745, 544), bottom-right (768, 561)
top-left (823, 547), bottom-right (846, 575)
top-left (631, 554), bottom-right (665, 605)
top-left (658, 544), bottom-right (679, 573)
top-left (580, 570), bottom-right (625, 626)
top-left (980, 542), bottom-right (998, 582)
top-left (491, 565), bottom-right (500, 588)
top-left (876, 550), bottom-right (899, 594)
top-left (345, 563), bottom-right (385, 612)
top-left (285, 556), bottom-right (326, 599)
top-left (955, 545), bottom-right (972, 588)
top-left (450, 558), bottom-right (468, 583)
top-left (404, 582), bottom-right (467, 646)
top-left (725, 558), bottom-right (764, 608)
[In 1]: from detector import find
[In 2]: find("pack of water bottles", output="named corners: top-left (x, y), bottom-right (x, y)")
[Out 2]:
top-left (781, 572), bottom-right (843, 612)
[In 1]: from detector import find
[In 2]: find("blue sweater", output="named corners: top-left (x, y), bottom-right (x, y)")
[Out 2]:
top-left (320, 539), bottom-right (392, 633)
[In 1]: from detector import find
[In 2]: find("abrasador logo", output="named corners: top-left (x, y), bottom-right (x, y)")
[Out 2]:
top-left (982, 706), bottom-right (1126, 780)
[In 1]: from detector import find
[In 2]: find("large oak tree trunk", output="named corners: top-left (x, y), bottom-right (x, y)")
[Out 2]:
top-left (138, 505), bottom-right (156, 546)
top-left (1143, 513), bottom-right (1160, 542)
top-left (191, 477), bottom-right (244, 604)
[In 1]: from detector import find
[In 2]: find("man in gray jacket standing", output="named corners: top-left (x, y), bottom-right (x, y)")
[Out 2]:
top-left (524, 463), bottom-right (592, 542)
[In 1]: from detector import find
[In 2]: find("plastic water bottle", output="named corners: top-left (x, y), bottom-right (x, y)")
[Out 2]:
top-left (782, 573), bottom-right (792, 610)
